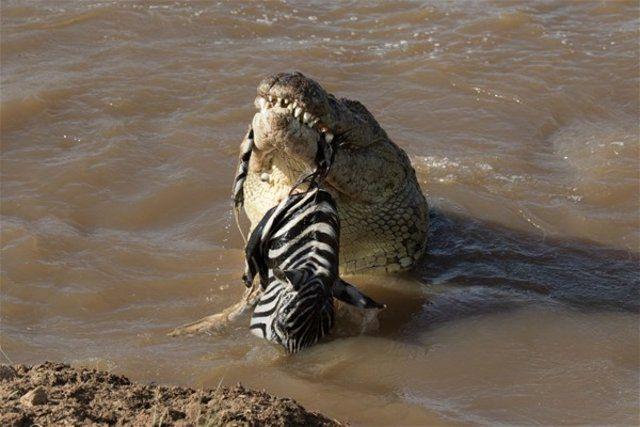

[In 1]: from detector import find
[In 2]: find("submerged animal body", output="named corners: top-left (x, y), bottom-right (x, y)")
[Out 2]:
top-left (245, 187), bottom-right (337, 352)
top-left (242, 72), bottom-right (429, 274)
top-left (243, 185), bottom-right (383, 353)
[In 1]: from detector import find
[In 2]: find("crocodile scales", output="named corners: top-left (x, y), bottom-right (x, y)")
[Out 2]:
top-left (241, 72), bottom-right (429, 274)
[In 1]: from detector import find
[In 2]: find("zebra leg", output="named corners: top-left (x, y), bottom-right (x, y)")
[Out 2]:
top-left (168, 283), bottom-right (262, 336)
top-left (232, 126), bottom-right (254, 244)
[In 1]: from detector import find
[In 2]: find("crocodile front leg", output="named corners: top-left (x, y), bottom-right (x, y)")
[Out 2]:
top-left (169, 284), bottom-right (261, 336)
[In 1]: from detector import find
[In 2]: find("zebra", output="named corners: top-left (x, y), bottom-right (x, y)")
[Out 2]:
top-left (170, 124), bottom-right (383, 349)
top-left (235, 125), bottom-right (383, 352)
top-left (243, 183), bottom-right (384, 353)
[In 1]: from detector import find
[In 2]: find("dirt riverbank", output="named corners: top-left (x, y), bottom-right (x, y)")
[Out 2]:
top-left (0, 362), bottom-right (340, 426)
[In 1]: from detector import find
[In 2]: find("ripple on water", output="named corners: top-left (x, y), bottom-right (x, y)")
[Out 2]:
top-left (1, 0), bottom-right (638, 425)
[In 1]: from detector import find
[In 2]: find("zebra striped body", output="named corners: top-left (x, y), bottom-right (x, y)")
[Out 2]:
top-left (243, 186), bottom-right (339, 353)
top-left (233, 125), bottom-right (383, 352)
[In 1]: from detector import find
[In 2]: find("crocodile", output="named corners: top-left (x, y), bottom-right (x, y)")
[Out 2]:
top-left (242, 72), bottom-right (429, 274)
top-left (169, 72), bottom-right (428, 336)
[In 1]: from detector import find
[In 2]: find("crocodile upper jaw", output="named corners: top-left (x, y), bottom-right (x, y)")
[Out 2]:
top-left (251, 95), bottom-right (334, 150)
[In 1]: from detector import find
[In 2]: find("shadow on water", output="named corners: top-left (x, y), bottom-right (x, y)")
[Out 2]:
top-left (408, 207), bottom-right (639, 321)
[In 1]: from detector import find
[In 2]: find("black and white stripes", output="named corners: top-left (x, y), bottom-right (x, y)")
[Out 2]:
top-left (232, 130), bottom-right (253, 206)
top-left (232, 127), bottom-right (254, 242)
top-left (244, 186), bottom-right (339, 353)
top-left (232, 124), bottom-right (383, 352)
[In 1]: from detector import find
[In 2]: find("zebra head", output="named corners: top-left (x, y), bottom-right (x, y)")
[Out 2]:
top-left (250, 267), bottom-right (334, 353)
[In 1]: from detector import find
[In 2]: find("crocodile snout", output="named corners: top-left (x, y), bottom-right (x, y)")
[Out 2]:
top-left (256, 72), bottom-right (334, 132)
top-left (253, 72), bottom-right (336, 155)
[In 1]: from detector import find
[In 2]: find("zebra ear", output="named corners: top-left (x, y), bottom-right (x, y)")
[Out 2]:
top-left (333, 279), bottom-right (385, 309)
top-left (273, 268), bottom-right (304, 290)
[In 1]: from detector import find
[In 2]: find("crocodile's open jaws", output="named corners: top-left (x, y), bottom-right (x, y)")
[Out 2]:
top-left (242, 72), bottom-right (429, 274)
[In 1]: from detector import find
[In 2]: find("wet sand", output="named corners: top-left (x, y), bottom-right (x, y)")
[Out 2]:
top-left (0, 362), bottom-right (339, 426)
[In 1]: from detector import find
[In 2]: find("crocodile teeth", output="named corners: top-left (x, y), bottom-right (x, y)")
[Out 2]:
top-left (258, 96), bottom-right (336, 138)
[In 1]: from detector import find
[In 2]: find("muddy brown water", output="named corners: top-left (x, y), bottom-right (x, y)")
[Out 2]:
top-left (1, 1), bottom-right (639, 425)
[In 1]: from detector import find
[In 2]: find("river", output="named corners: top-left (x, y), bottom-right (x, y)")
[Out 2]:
top-left (2, 1), bottom-right (638, 425)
